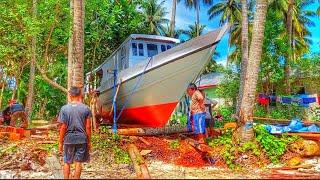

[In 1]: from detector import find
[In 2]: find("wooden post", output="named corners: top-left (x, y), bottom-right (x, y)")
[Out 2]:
top-left (128, 144), bottom-right (150, 179)
top-left (128, 144), bottom-right (143, 178)
top-left (90, 93), bottom-right (97, 132)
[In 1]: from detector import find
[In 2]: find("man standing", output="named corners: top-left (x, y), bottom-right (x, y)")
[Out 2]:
top-left (186, 83), bottom-right (206, 144)
top-left (58, 86), bottom-right (92, 179)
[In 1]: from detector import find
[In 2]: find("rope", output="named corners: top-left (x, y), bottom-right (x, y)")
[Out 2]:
top-left (115, 56), bottom-right (153, 122)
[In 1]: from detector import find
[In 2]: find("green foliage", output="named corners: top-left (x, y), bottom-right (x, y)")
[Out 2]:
top-left (169, 139), bottom-right (180, 149)
top-left (254, 125), bottom-right (300, 163)
top-left (254, 104), bottom-right (305, 120)
top-left (170, 113), bottom-right (188, 126)
top-left (207, 130), bottom-right (237, 169)
top-left (218, 106), bottom-right (236, 122)
top-left (215, 68), bottom-right (240, 105)
top-left (238, 141), bottom-right (261, 156)
top-left (0, 0), bottom-right (147, 120)
top-left (140, 0), bottom-right (169, 35)
top-left (41, 142), bottom-right (59, 154)
top-left (208, 129), bottom-right (233, 147)
top-left (112, 146), bottom-right (131, 164)
top-left (85, 0), bottom-right (146, 72)
top-left (92, 133), bottom-right (131, 164)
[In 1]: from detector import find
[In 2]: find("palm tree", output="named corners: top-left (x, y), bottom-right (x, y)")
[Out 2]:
top-left (169, 0), bottom-right (177, 37)
top-left (141, 0), bottom-right (169, 35)
top-left (236, 0), bottom-right (249, 116)
top-left (207, 0), bottom-right (241, 26)
top-left (292, 1), bottom-right (316, 58)
top-left (180, 22), bottom-right (206, 39)
top-left (207, 0), bottom-right (242, 65)
top-left (69, 0), bottom-right (85, 89)
top-left (271, 0), bottom-right (315, 94)
top-left (178, 0), bottom-right (213, 37)
top-left (162, 23), bottom-right (182, 38)
top-left (239, 0), bottom-right (268, 142)
top-left (26, 0), bottom-right (37, 121)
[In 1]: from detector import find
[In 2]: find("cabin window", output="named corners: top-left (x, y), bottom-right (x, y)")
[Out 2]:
top-left (147, 44), bottom-right (158, 57)
top-left (167, 45), bottom-right (172, 50)
top-left (138, 43), bottom-right (144, 56)
top-left (132, 43), bottom-right (138, 56)
top-left (161, 45), bottom-right (166, 52)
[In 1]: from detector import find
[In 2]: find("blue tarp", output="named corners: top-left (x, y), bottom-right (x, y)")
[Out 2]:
top-left (265, 118), bottom-right (320, 134)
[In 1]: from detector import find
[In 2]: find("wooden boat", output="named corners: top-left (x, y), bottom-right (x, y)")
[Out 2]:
top-left (85, 25), bottom-right (228, 127)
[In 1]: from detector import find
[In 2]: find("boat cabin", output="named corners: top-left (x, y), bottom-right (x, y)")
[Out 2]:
top-left (85, 34), bottom-right (180, 93)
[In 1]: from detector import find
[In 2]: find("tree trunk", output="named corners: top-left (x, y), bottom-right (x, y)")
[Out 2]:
top-left (169, 0), bottom-right (177, 38)
top-left (0, 85), bottom-right (4, 109)
top-left (25, 0), bottom-right (37, 120)
top-left (12, 77), bottom-right (20, 100)
top-left (35, 62), bottom-right (68, 93)
top-left (239, 0), bottom-right (268, 139)
top-left (284, 0), bottom-right (293, 95)
top-left (68, 0), bottom-right (74, 94)
top-left (236, 0), bottom-right (249, 118)
top-left (71, 0), bottom-right (85, 89)
top-left (196, 3), bottom-right (200, 37)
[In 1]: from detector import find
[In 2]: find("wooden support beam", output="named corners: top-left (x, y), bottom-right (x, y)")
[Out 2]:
top-left (128, 144), bottom-right (150, 179)
top-left (115, 126), bottom-right (189, 136)
top-left (252, 116), bottom-right (320, 127)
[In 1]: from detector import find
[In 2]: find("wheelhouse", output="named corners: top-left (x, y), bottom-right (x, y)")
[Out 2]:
top-left (85, 34), bottom-right (180, 93)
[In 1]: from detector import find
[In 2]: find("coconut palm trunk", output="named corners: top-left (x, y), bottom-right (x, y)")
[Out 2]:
top-left (236, 0), bottom-right (249, 117)
top-left (25, 0), bottom-right (37, 120)
top-left (69, 0), bottom-right (85, 89)
top-left (67, 0), bottom-right (74, 93)
top-left (169, 0), bottom-right (177, 37)
top-left (196, 3), bottom-right (200, 37)
top-left (239, 0), bottom-right (268, 142)
top-left (284, 0), bottom-right (293, 94)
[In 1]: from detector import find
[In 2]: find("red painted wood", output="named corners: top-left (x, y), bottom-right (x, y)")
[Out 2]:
top-left (103, 102), bottom-right (178, 127)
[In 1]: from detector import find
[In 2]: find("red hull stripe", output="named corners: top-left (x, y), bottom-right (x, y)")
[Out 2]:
top-left (116, 102), bottom-right (178, 127)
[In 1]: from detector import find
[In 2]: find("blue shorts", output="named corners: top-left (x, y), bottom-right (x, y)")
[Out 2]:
top-left (64, 143), bottom-right (89, 164)
top-left (193, 112), bottom-right (206, 135)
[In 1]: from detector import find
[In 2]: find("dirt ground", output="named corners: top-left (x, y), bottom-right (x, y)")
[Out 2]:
top-left (1, 131), bottom-right (320, 179)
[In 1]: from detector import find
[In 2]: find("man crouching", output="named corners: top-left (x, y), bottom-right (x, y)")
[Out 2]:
top-left (58, 86), bottom-right (92, 179)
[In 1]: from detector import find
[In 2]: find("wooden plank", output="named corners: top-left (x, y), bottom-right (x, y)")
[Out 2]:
top-left (131, 144), bottom-right (151, 179)
top-left (128, 144), bottom-right (143, 178)
top-left (138, 137), bottom-right (151, 146)
top-left (252, 117), bottom-right (320, 127)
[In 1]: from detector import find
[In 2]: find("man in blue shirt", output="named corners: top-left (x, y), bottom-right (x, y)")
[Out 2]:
top-left (58, 86), bottom-right (92, 179)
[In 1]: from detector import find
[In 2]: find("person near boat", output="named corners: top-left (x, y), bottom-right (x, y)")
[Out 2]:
top-left (202, 92), bottom-right (218, 137)
top-left (187, 83), bottom-right (206, 144)
top-left (58, 86), bottom-right (92, 179)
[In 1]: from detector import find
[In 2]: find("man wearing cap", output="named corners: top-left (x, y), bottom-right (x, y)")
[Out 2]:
top-left (58, 86), bottom-right (92, 179)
